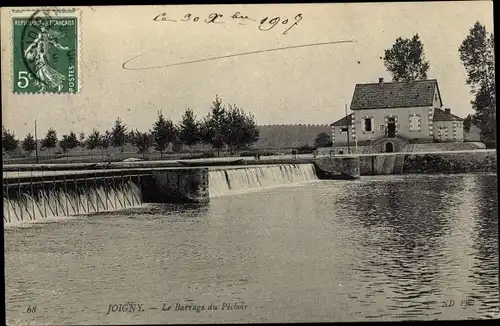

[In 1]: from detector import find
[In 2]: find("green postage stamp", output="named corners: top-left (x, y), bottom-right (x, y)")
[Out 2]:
top-left (12, 8), bottom-right (80, 94)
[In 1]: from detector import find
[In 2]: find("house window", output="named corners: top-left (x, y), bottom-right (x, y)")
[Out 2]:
top-left (409, 114), bottom-right (421, 131)
top-left (340, 126), bottom-right (348, 133)
top-left (364, 118), bottom-right (372, 132)
top-left (379, 124), bottom-right (385, 132)
top-left (438, 126), bottom-right (448, 141)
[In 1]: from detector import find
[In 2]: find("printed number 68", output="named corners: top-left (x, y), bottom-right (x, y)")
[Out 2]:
top-left (17, 71), bottom-right (33, 89)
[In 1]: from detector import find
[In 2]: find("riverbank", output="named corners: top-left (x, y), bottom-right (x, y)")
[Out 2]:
top-left (3, 150), bottom-right (496, 175)
top-left (359, 149), bottom-right (496, 175)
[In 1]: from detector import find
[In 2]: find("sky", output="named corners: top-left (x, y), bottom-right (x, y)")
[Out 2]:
top-left (1, 2), bottom-right (494, 138)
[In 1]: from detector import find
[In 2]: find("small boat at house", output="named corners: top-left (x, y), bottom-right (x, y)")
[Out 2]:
top-left (177, 158), bottom-right (244, 167)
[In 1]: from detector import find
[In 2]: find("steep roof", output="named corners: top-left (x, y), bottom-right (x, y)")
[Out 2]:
top-left (350, 79), bottom-right (441, 110)
top-left (433, 108), bottom-right (464, 121)
top-left (330, 114), bottom-right (353, 126)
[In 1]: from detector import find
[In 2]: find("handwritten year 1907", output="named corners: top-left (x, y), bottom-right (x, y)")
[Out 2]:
top-left (153, 11), bottom-right (303, 35)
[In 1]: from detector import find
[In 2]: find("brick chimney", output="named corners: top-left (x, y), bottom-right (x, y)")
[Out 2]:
top-left (378, 77), bottom-right (384, 88)
top-left (445, 108), bottom-right (451, 114)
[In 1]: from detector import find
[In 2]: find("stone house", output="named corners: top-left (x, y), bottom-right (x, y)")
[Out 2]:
top-left (330, 78), bottom-right (465, 153)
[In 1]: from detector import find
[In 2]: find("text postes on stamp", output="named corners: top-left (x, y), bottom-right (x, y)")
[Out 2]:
top-left (12, 8), bottom-right (79, 94)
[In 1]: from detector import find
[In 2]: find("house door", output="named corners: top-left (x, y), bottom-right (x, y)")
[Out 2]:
top-left (387, 118), bottom-right (396, 138)
top-left (385, 142), bottom-right (394, 153)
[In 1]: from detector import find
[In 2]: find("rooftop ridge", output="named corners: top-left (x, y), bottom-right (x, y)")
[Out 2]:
top-left (258, 124), bottom-right (330, 127)
top-left (355, 78), bottom-right (438, 86)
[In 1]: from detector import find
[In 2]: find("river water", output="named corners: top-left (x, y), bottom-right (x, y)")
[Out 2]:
top-left (4, 172), bottom-right (499, 324)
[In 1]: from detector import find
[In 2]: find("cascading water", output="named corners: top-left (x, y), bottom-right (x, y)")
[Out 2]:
top-left (3, 181), bottom-right (142, 225)
top-left (208, 164), bottom-right (318, 197)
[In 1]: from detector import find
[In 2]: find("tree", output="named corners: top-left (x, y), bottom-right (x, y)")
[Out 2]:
top-left (314, 132), bottom-right (333, 148)
top-left (239, 110), bottom-right (260, 149)
top-left (67, 131), bottom-right (79, 150)
top-left (59, 132), bottom-right (79, 155)
top-left (205, 95), bottom-right (229, 157)
top-left (111, 117), bottom-right (127, 152)
top-left (100, 130), bottom-right (111, 155)
top-left (225, 104), bottom-right (259, 152)
top-left (86, 129), bottom-right (101, 156)
top-left (2, 127), bottom-right (19, 154)
top-left (463, 115), bottom-right (473, 133)
top-left (459, 22), bottom-right (496, 143)
top-left (41, 128), bottom-right (57, 154)
top-left (126, 130), bottom-right (136, 143)
top-left (131, 129), bottom-right (151, 158)
top-left (225, 104), bottom-right (245, 153)
top-left (127, 130), bottom-right (136, 143)
top-left (59, 135), bottom-right (71, 154)
top-left (164, 119), bottom-right (179, 152)
top-left (22, 133), bottom-right (36, 156)
top-left (178, 108), bottom-right (201, 152)
top-left (79, 132), bottom-right (86, 148)
top-left (171, 139), bottom-right (183, 154)
top-left (383, 34), bottom-right (430, 82)
top-left (199, 118), bottom-right (212, 149)
top-left (152, 111), bottom-right (177, 158)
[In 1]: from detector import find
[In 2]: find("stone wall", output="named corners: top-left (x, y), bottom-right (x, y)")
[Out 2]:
top-left (412, 142), bottom-right (486, 152)
top-left (402, 151), bottom-right (496, 174)
top-left (148, 168), bottom-right (209, 203)
top-left (359, 155), bottom-right (393, 175)
top-left (360, 150), bottom-right (496, 175)
top-left (313, 156), bottom-right (360, 179)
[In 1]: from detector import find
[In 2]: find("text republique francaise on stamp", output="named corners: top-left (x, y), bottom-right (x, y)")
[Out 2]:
top-left (12, 8), bottom-right (80, 94)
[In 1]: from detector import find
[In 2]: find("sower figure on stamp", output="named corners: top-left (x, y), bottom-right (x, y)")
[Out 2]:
top-left (24, 26), bottom-right (69, 93)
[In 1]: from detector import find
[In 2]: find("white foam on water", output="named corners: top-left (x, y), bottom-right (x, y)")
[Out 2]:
top-left (3, 181), bottom-right (143, 226)
top-left (208, 164), bottom-right (319, 197)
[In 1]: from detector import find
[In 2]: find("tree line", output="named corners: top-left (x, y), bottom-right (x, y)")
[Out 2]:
top-left (2, 95), bottom-right (260, 158)
top-left (383, 21), bottom-right (495, 144)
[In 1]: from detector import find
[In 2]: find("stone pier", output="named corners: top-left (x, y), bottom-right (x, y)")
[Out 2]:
top-left (313, 156), bottom-right (361, 180)
top-left (145, 168), bottom-right (210, 204)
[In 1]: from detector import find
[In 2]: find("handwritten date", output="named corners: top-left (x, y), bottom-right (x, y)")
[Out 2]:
top-left (153, 11), bottom-right (303, 35)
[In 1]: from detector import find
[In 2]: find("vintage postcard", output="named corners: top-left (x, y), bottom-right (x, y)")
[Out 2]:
top-left (1, 2), bottom-right (498, 325)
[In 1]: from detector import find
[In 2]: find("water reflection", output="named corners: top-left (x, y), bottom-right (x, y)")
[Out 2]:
top-left (470, 175), bottom-right (499, 317)
top-left (325, 175), bottom-right (497, 320)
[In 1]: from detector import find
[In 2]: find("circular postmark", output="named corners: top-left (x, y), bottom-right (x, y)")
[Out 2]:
top-left (19, 9), bottom-right (76, 93)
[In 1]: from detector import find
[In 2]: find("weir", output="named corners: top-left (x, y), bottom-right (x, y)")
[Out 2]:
top-left (209, 164), bottom-right (318, 197)
top-left (3, 158), bottom-right (361, 224)
top-left (3, 170), bottom-right (148, 224)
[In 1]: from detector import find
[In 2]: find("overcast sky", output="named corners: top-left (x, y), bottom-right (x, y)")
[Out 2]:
top-left (1, 2), bottom-right (494, 138)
